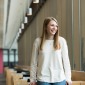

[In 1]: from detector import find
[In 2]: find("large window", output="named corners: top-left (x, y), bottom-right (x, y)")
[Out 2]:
top-left (3, 49), bottom-right (18, 67)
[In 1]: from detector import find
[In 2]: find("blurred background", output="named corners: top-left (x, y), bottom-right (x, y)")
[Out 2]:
top-left (0, 0), bottom-right (85, 73)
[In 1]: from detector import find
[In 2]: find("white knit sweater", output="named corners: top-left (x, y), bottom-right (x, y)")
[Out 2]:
top-left (30, 36), bottom-right (71, 83)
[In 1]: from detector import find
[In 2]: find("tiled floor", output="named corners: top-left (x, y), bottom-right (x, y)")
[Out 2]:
top-left (0, 74), bottom-right (6, 85)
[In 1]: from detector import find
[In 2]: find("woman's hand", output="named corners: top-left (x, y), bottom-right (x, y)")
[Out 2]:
top-left (30, 82), bottom-right (37, 85)
top-left (66, 81), bottom-right (72, 85)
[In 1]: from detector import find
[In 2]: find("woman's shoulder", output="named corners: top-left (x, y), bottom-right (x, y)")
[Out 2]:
top-left (35, 37), bottom-right (41, 42)
top-left (59, 36), bottom-right (68, 49)
top-left (34, 37), bottom-right (41, 44)
top-left (59, 36), bottom-right (66, 42)
top-left (59, 36), bottom-right (67, 45)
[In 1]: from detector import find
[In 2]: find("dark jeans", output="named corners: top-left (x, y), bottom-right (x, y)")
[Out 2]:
top-left (37, 80), bottom-right (66, 85)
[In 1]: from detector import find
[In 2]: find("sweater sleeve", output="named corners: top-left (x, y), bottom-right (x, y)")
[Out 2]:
top-left (30, 38), bottom-right (39, 82)
top-left (61, 38), bottom-right (72, 82)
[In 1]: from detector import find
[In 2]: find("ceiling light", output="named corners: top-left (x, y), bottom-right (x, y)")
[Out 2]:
top-left (21, 23), bottom-right (24, 29)
top-left (24, 17), bottom-right (28, 23)
top-left (33, 0), bottom-right (39, 3)
top-left (19, 29), bottom-right (22, 33)
top-left (27, 8), bottom-right (32, 15)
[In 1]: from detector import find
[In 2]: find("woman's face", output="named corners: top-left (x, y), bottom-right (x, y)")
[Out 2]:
top-left (46, 20), bottom-right (58, 36)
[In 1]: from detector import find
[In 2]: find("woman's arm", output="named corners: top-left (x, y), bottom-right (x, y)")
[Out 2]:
top-left (61, 38), bottom-right (72, 84)
top-left (30, 38), bottom-right (39, 83)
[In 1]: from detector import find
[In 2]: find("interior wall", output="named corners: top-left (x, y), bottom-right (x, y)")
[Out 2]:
top-left (70, 0), bottom-right (85, 70)
top-left (80, 0), bottom-right (85, 71)
top-left (72, 0), bottom-right (80, 70)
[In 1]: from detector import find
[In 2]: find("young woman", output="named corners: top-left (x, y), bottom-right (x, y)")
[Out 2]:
top-left (30, 17), bottom-right (72, 85)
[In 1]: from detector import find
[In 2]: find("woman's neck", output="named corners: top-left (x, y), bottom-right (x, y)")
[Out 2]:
top-left (46, 35), bottom-right (54, 40)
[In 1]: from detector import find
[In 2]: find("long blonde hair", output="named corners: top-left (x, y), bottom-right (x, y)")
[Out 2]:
top-left (40, 17), bottom-right (60, 50)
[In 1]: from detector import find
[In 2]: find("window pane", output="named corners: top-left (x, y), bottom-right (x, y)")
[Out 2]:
top-left (3, 50), bottom-right (8, 54)
top-left (16, 55), bottom-right (18, 62)
top-left (10, 50), bottom-right (14, 54)
top-left (9, 55), bottom-right (14, 62)
top-left (3, 55), bottom-right (8, 62)
top-left (16, 50), bottom-right (18, 54)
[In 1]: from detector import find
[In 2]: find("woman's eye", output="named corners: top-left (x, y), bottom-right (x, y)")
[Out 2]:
top-left (51, 24), bottom-right (54, 26)
top-left (50, 24), bottom-right (58, 27)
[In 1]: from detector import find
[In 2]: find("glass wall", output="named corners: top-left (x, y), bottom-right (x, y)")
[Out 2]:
top-left (71, 0), bottom-right (85, 71)
top-left (80, 0), bottom-right (85, 71)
